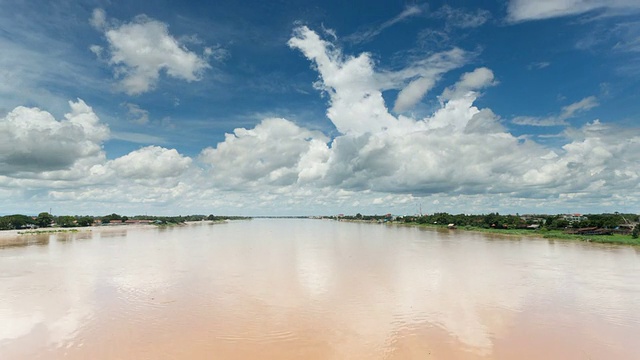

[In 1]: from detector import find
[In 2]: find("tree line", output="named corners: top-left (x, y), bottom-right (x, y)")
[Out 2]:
top-left (0, 213), bottom-right (248, 230)
top-left (336, 212), bottom-right (639, 231)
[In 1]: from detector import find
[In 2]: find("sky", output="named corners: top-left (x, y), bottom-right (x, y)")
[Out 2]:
top-left (1, 0), bottom-right (639, 216)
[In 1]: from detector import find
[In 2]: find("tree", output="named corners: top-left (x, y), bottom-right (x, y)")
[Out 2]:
top-left (36, 212), bottom-right (54, 228)
top-left (632, 226), bottom-right (639, 239)
top-left (56, 216), bottom-right (76, 228)
top-left (546, 217), bottom-right (569, 229)
top-left (0, 217), bottom-right (11, 230)
top-left (3, 214), bottom-right (35, 229)
top-left (101, 213), bottom-right (123, 224)
top-left (76, 216), bottom-right (94, 227)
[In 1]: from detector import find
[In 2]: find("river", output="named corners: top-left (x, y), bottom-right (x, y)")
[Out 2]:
top-left (1, 219), bottom-right (639, 359)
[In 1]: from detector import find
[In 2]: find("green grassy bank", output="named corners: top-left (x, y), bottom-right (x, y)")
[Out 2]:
top-left (401, 222), bottom-right (640, 246)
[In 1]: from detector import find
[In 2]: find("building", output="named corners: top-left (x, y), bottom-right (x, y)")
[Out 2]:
top-left (562, 214), bottom-right (587, 223)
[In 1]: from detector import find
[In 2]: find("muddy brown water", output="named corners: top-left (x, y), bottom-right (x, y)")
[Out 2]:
top-left (1, 219), bottom-right (639, 359)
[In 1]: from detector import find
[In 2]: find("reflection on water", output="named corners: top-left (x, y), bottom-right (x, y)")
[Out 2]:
top-left (0, 234), bottom-right (50, 248)
top-left (0, 230), bottom-right (98, 249)
top-left (1, 219), bottom-right (639, 359)
top-left (96, 228), bottom-right (128, 238)
top-left (71, 231), bottom-right (93, 241)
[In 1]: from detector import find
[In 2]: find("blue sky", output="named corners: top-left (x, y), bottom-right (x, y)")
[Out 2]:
top-left (1, 0), bottom-right (639, 216)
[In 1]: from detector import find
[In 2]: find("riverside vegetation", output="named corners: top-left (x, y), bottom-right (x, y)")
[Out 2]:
top-left (2, 211), bottom-right (638, 245)
top-left (334, 212), bottom-right (640, 246)
top-left (0, 213), bottom-right (249, 231)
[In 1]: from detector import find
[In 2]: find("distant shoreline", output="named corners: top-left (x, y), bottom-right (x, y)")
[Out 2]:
top-left (393, 222), bottom-right (640, 246)
top-left (0, 220), bottom-right (232, 239)
top-left (0, 223), bottom-right (157, 239)
top-left (2, 219), bottom-right (637, 247)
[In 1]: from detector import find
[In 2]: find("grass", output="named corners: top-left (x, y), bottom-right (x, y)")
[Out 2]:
top-left (400, 222), bottom-right (640, 246)
top-left (539, 231), bottom-right (640, 245)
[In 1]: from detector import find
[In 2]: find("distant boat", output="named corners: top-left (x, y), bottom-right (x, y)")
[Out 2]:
top-left (447, 223), bottom-right (456, 229)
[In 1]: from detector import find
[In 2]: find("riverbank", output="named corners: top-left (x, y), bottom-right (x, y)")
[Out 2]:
top-left (0, 223), bottom-right (155, 239)
top-left (0, 221), bottom-right (233, 248)
top-left (0, 219), bottom-right (232, 238)
top-left (398, 222), bottom-right (640, 246)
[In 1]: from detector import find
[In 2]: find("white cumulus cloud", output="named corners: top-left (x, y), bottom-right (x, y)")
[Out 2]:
top-left (233, 27), bottom-right (639, 206)
top-left (108, 146), bottom-right (192, 179)
top-left (441, 67), bottom-right (496, 101)
top-left (282, 27), bottom-right (544, 195)
top-left (0, 99), bottom-right (109, 177)
top-left (91, 9), bottom-right (211, 95)
top-left (394, 77), bottom-right (436, 113)
top-left (288, 26), bottom-right (467, 131)
top-left (199, 118), bottom-right (329, 189)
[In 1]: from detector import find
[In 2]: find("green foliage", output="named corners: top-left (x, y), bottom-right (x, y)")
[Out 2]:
top-left (36, 212), bottom-right (54, 228)
top-left (360, 211), bottom-right (637, 235)
top-left (0, 212), bottom-right (249, 232)
top-left (632, 226), bottom-right (639, 239)
top-left (399, 212), bottom-right (529, 229)
top-left (0, 214), bottom-right (36, 230)
top-left (337, 214), bottom-right (391, 222)
top-left (56, 216), bottom-right (77, 228)
top-left (0, 217), bottom-right (11, 230)
top-left (76, 216), bottom-right (94, 227)
top-left (101, 213), bottom-right (123, 224)
top-left (131, 214), bottom-right (247, 224)
top-left (546, 217), bottom-right (569, 229)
